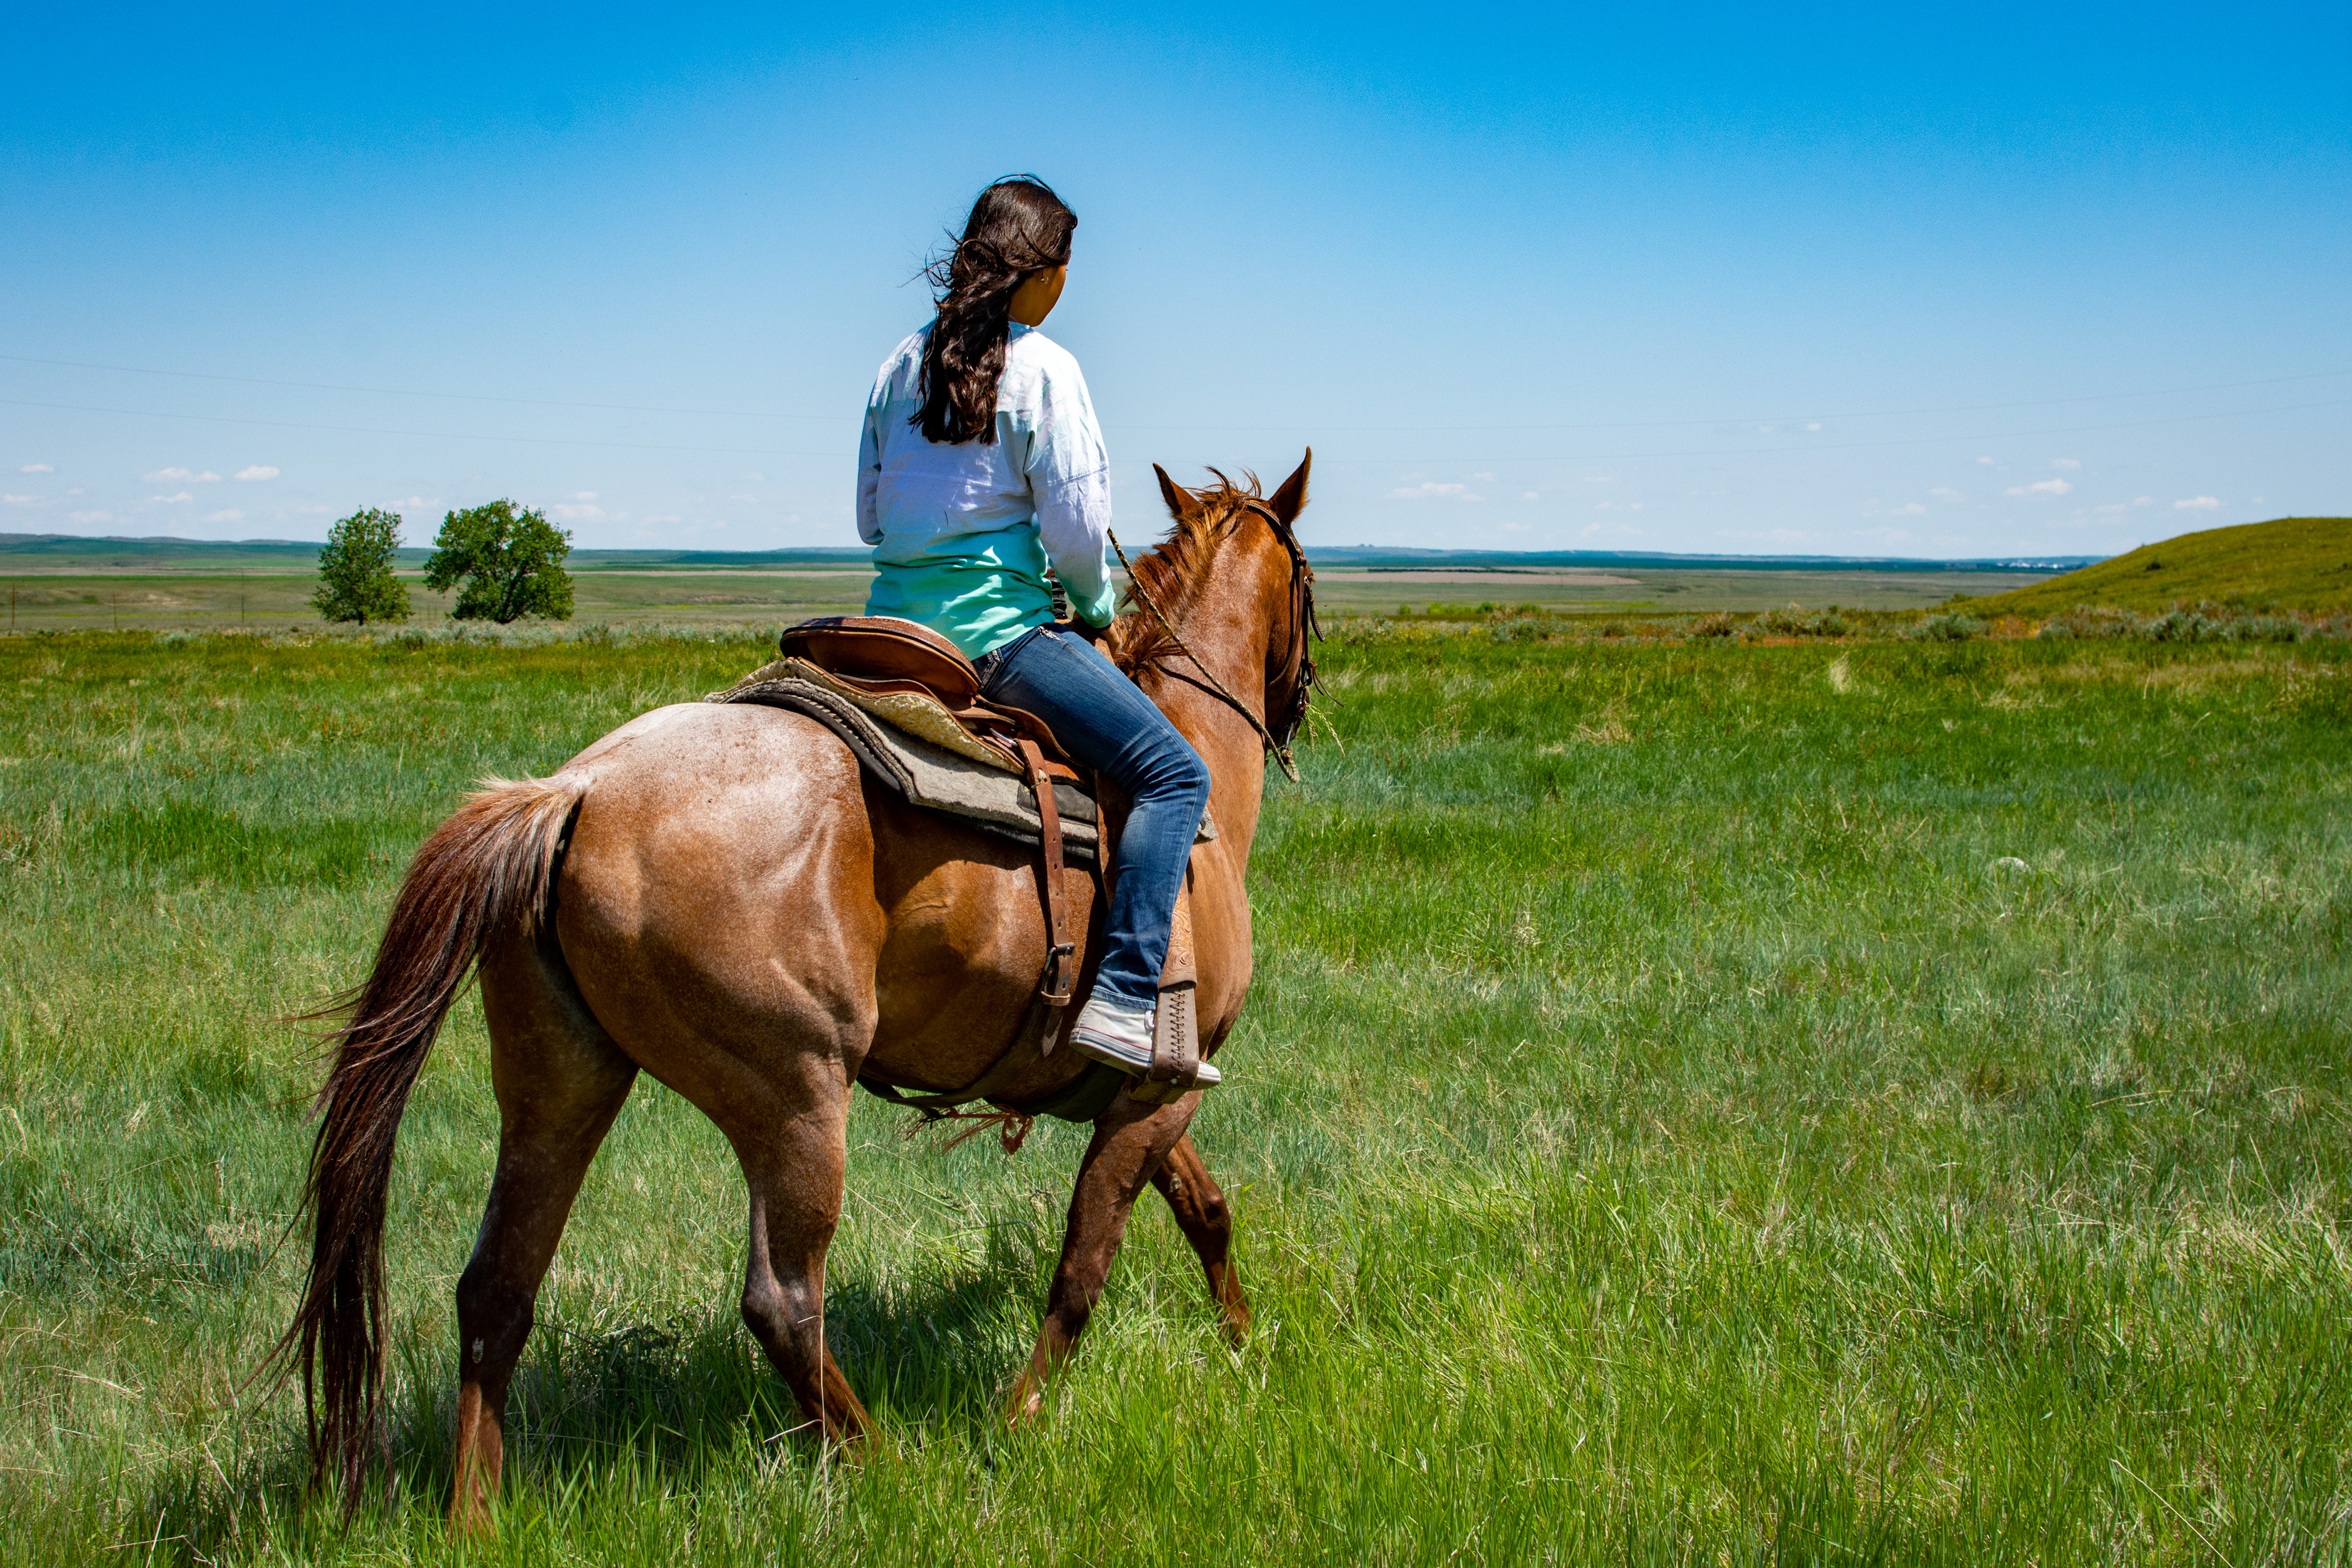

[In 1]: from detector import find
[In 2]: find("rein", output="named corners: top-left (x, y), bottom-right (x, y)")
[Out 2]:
top-left (1108, 497), bottom-right (1319, 784)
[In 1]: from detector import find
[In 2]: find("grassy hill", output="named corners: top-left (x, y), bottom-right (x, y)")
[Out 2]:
top-left (1966, 516), bottom-right (2352, 617)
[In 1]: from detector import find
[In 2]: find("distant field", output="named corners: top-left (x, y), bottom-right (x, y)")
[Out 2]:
top-left (1968, 516), bottom-right (2352, 617)
top-left (4, 629), bottom-right (2348, 1564)
top-left (0, 562), bottom-right (2063, 633)
top-left (0, 571), bottom-right (877, 633)
top-left (1310, 564), bottom-right (2056, 616)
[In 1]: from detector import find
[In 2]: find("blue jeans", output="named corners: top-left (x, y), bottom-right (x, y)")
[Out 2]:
top-left (976, 625), bottom-right (1211, 1009)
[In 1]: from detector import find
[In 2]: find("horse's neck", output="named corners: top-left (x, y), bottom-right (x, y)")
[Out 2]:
top-left (1152, 527), bottom-right (1285, 865)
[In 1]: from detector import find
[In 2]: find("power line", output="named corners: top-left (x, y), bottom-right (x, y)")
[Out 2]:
top-left (4, 351), bottom-right (2346, 435)
top-left (1287, 396), bottom-right (2352, 464)
top-left (0, 397), bottom-right (810, 456)
top-left (4, 391), bottom-right (2343, 465)
top-left (0, 354), bottom-right (842, 422)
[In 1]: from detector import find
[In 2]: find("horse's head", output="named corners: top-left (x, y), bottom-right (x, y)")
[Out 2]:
top-left (1112, 450), bottom-right (1317, 781)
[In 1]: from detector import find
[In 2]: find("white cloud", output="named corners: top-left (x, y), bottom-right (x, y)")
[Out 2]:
top-left (1472, 472), bottom-right (1495, 483)
top-left (1390, 482), bottom-right (1482, 501)
top-left (1592, 500), bottom-right (1644, 512)
top-left (68, 510), bottom-right (110, 523)
top-left (2006, 479), bottom-right (2073, 497)
top-left (1976, 456), bottom-right (1997, 466)
top-left (203, 509), bottom-right (244, 523)
top-left (550, 501), bottom-right (608, 521)
top-left (1498, 520), bottom-right (1529, 532)
top-left (234, 465), bottom-right (279, 481)
top-left (150, 491), bottom-right (194, 503)
top-left (19, 463), bottom-right (54, 474)
top-left (393, 496), bottom-right (440, 511)
top-left (2132, 496), bottom-right (2153, 507)
top-left (2, 493), bottom-right (42, 506)
top-left (1522, 492), bottom-right (1539, 501)
top-left (143, 467), bottom-right (220, 483)
top-left (1806, 422), bottom-right (1822, 432)
top-left (1888, 502), bottom-right (1928, 517)
top-left (2051, 458), bottom-right (2081, 470)
top-left (1929, 488), bottom-right (1964, 501)
top-left (572, 490), bottom-right (598, 501)
top-left (2173, 495), bottom-right (2220, 510)
top-left (1582, 521), bottom-right (1642, 538)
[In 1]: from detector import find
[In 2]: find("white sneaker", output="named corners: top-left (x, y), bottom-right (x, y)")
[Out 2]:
top-left (1066, 996), bottom-right (1222, 1087)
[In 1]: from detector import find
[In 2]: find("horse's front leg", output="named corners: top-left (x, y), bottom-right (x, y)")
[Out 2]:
top-left (1006, 1091), bottom-right (1197, 1422)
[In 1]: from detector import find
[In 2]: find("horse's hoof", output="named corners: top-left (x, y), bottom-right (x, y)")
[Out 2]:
top-left (1004, 1381), bottom-right (1046, 1425)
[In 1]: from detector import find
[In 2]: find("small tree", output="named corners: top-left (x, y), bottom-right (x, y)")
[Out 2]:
top-left (423, 500), bottom-right (574, 623)
top-left (311, 507), bottom-right (413, 625)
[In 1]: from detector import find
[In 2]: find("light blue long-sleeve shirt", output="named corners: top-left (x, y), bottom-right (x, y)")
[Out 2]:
top-left (855, 321), bottom-right (1120, 660)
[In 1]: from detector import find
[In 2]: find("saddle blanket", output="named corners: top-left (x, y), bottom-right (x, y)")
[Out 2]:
top-left (708, 673), bottom-right (1108, 863)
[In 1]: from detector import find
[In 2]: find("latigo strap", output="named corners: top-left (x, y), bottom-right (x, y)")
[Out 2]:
top-left (1018, 738), bottom-right (1079, 1032)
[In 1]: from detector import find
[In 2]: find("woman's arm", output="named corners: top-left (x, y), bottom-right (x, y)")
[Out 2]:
top-left (1026, 351), bottom-right (1118, 626)
top-left (855, 387), bottom-right (885, 546)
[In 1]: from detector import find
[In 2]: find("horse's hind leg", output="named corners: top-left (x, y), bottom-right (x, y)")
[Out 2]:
top-left (730, 1081), bottom-right (872, 1446)
top-left (1150, 1133), bottom-right (1250, 1342)
top-left (450, 933), bottom-right (638, 1533)
top-left (1006, 1093), bottom-right (1196, 1421)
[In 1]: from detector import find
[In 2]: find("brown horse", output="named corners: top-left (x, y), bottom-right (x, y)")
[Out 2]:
top-left (277, 455), bottom-right (1316, 1526)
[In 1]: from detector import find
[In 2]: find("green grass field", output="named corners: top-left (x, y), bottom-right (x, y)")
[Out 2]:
top-left (1969, 517), bottom-right (2352, 618)
top-left (4, 627), bottom-right (2350, 1564)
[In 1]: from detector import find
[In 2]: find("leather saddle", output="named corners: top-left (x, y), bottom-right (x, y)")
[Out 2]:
top-left (777, 615), bottom-right (1069, 768)
top-left (777, 615), bottom-right (1211, 1103)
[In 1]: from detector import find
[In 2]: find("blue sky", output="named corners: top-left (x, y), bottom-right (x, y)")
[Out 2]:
top-left (4, 3), bottom-right (2346, 557)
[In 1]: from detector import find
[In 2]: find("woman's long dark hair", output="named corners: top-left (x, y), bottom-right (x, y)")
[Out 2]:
top-left (914, 177), bottom-right (1077, 445)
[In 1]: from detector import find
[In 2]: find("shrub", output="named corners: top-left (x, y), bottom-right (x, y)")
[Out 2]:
top-left (1744, 606), bottom-right (1851, 639)
top-left (1907, 612), bottom-right (1984, 641)
top-left (2037, 602), bottom-right (2343, 643)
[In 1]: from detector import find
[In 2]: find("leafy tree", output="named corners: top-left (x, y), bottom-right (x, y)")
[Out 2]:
top-left (423, 500), bottom-right (574, 623)
top-left (311, 507), bottom-right (413, 625)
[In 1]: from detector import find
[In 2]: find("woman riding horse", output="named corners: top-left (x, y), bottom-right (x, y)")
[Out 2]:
top-left (860, 176), bottom-right (1217, 1085)
top-left (274, 177), bottom-right (1316, 1532)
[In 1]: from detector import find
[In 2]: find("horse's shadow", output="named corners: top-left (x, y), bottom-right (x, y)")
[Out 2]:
top-left (138, 1226), bottom-right (1046, 1558)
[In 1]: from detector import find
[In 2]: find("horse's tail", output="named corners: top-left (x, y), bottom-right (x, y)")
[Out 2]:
top-left (271, 773), bottom-right (583, 1506)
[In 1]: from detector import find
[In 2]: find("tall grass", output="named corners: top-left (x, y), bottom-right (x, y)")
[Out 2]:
top-left (2, 629), bottom-right (2348, 1564)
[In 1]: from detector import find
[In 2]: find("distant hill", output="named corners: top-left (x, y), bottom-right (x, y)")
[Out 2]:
top-left (1304, 545), bottom-right (2098, 574)
top-left (1963, 517), bottom-right (2352, 617)
top-left (0, 533), bottom-right (870, 573)
top-left (1, 531), bottom-right (2093, 577)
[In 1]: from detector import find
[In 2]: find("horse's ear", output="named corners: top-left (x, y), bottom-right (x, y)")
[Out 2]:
top-left (1269, 448), bottom-right (1311, 527)
top-left (1155, 463), bottom-right (1200, 520)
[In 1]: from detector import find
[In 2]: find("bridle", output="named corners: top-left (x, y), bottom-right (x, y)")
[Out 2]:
top-left (1108, 495), bottom-right (1320, 783)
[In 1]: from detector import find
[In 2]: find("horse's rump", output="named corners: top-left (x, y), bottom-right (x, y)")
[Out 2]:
top-left (547, 701), bottom-right (1106, 1108)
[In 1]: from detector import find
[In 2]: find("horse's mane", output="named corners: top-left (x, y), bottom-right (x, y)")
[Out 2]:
top-left (1105, 470), bottom-right (1262, 676)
